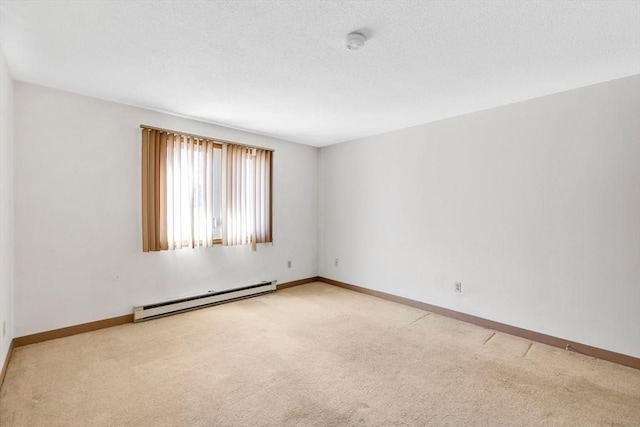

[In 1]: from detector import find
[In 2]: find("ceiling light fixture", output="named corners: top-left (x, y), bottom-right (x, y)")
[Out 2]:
top-left (346, 32), bottom-right (367, 51)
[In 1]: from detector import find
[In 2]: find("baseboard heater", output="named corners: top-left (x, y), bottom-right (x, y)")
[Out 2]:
top-left (133, 281), bottom-right (277, 322)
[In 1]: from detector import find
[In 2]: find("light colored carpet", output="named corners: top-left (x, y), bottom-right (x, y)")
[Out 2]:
top-left (1, 282), bottom-right (639, 426)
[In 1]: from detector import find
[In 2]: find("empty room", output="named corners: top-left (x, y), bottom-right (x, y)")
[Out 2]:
top-left (0, 1), bottom-right (639, 425)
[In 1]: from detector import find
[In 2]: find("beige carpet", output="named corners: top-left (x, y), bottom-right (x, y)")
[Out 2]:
top-left (1, 282), bottom-right (639, 426)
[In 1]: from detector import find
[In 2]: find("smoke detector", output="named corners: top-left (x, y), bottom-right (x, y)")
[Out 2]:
top-left (346, 32), bottom-right (367, 50)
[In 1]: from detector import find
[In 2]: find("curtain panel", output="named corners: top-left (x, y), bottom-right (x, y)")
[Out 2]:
top-left (165, 133), bottom-right (219, 250)
top-left (222, 144), bottom-right (272, 250)
top-left (141, 129), bottom-right (220, 252)
top-left (141, 129), bottom-right (167, 252)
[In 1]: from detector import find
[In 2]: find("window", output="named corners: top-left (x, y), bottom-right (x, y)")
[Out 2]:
top-left (141, 126), bottom-right (272, 252)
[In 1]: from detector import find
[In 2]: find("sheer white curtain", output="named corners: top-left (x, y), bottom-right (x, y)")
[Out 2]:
top-left (222, 144), bottom-right (272, 250)
top-left (166, 134), bottom-right (220, 249)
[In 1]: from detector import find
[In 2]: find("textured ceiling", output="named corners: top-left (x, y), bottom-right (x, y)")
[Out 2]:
top-left (1, 1), bottom-right (639, 147)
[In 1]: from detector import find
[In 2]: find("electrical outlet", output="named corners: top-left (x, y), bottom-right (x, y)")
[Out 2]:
top-left (455, 282), bottom-right (463, 293)
top-left (287, 260), bottom-right (292, 268)
top-left (335, 258), bottom-right (339, 267)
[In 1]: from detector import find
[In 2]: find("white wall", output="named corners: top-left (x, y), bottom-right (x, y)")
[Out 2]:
top-left (0, 50), bottom-right (14, 368)
top-left (319, 75), bottom-right (640, 358)
top-left (14, 83), bottom-right (318, 337)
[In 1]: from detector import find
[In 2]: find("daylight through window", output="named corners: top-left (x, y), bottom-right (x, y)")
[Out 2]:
top-left (141, 126), bottom-right (272, 252)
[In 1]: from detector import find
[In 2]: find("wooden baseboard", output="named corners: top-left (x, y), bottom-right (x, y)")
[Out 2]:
top-left (277, 276), bottom-right (321, 290)
top-left (317, 276), bottom-right (640, 370)
top-left (13, 314), bottom-right (134, 348)
top-left (0, 339), bottom-right (14, 389)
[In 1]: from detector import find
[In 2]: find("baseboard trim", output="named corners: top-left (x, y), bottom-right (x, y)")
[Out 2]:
top-left (0, 339), bottom-right (14, 389)
top-left (13, 314), bottom-right (134, 348)
top-left (277, 276), bottom-right (321, 290)
top-left (318, 277), bottom-right (640, 370)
